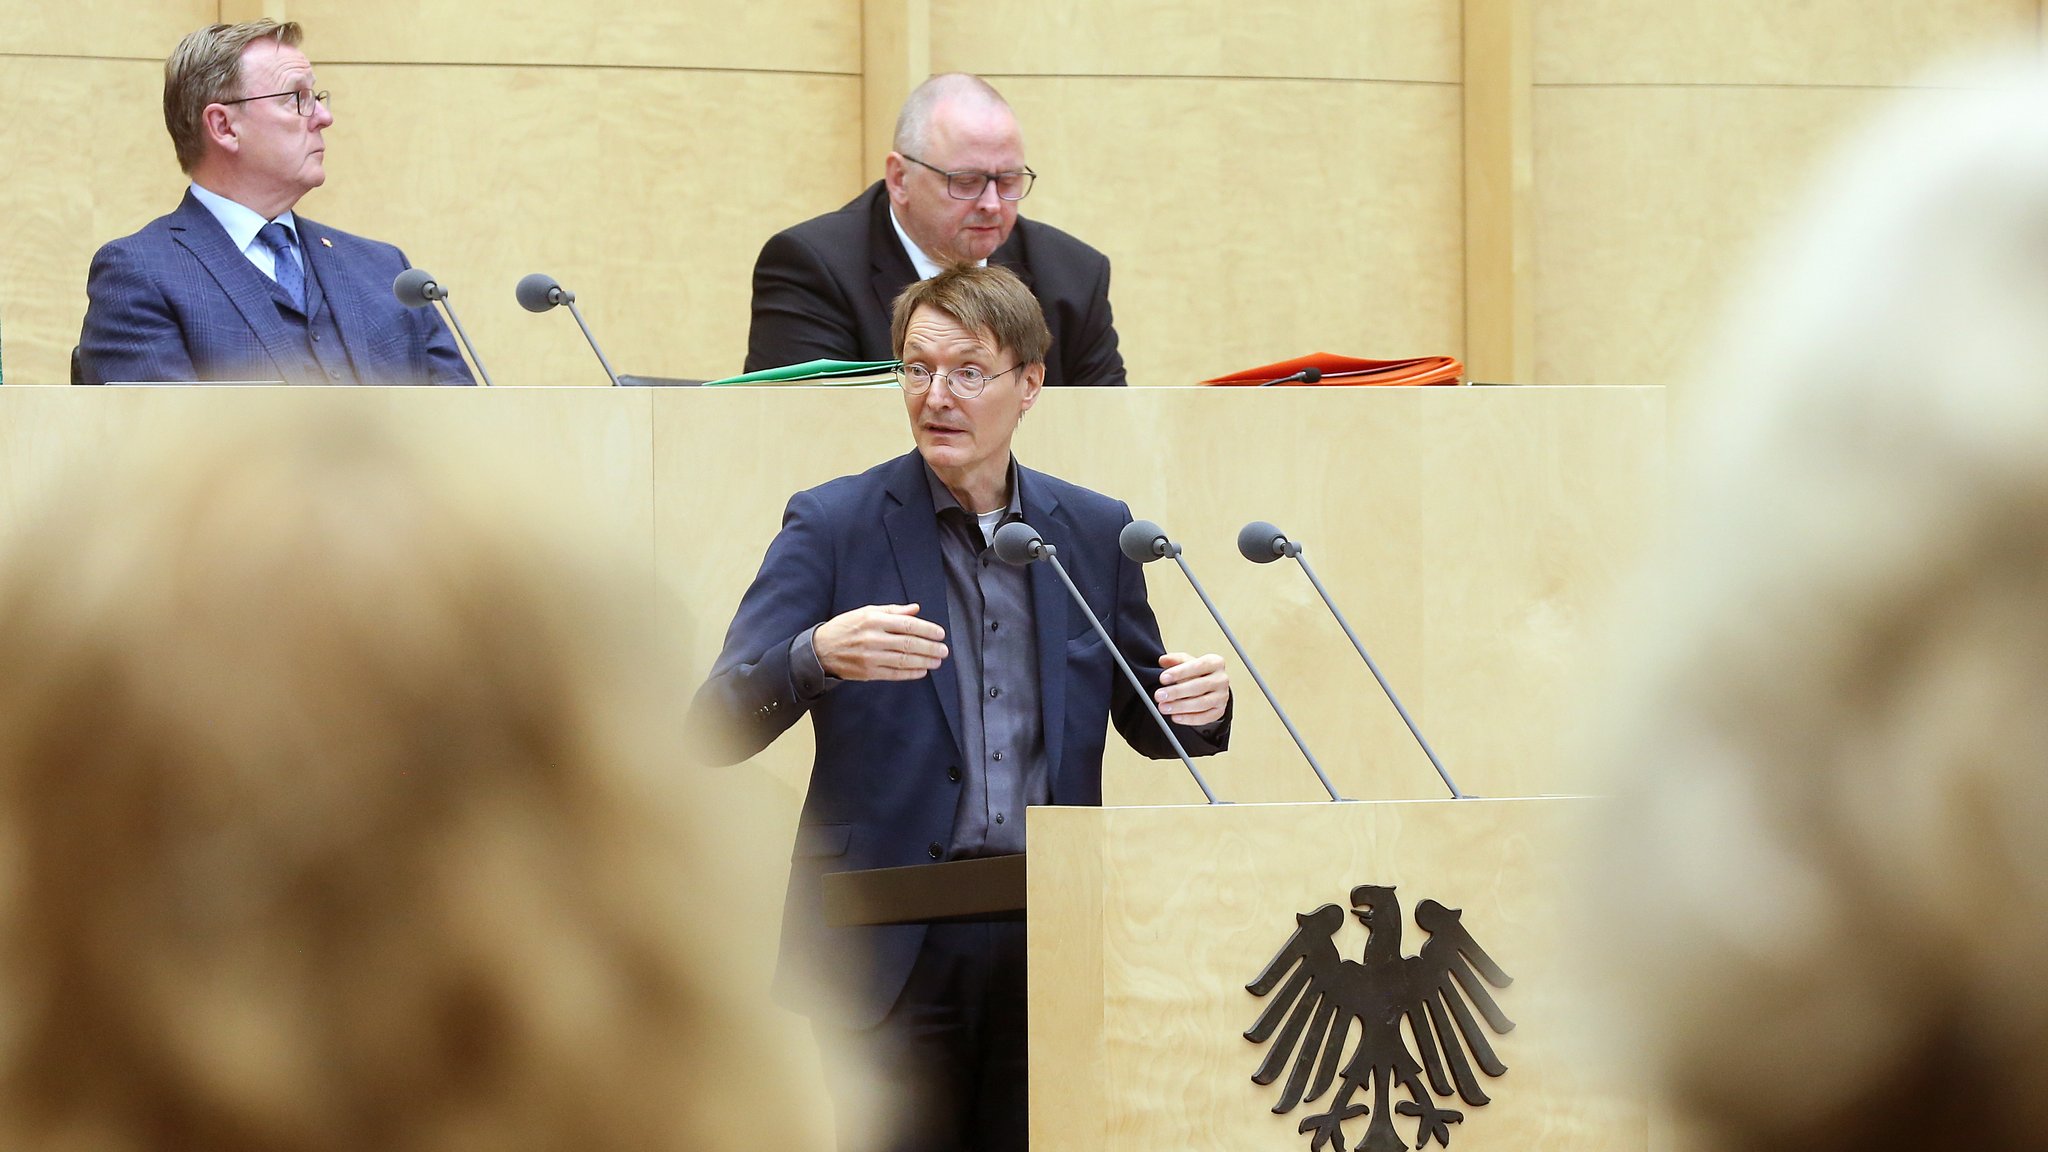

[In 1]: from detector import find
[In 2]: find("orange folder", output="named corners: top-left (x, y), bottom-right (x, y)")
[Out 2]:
top-left (1199, 352), bottom-right (1463, 387)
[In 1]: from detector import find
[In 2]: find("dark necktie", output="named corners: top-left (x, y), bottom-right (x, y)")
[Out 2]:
top-left (258, 221), bottom-right (305, 312)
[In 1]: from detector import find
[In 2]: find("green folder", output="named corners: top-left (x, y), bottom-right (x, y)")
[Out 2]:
top-left (701, 358), bottom-right (901, 387)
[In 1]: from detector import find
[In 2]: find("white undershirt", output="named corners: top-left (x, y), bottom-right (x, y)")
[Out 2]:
top-left (889, 205), bottom-right (988, 282)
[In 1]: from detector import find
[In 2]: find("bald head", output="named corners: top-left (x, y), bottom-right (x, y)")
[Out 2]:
top-left (893, 73), bottom-right (1016, 157)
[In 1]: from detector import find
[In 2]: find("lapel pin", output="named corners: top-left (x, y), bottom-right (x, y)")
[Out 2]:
top-left (319, 237), bottom-right (333, 248)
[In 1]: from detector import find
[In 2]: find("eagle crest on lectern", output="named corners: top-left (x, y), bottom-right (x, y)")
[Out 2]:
top-left (1244, 885), bottom-right (1515, 1152)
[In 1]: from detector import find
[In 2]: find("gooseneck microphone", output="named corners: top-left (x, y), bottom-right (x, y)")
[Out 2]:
top-left (992, 521), bottom-right (1222, 805)
top-left (1258, 366), bottom-right (1322, 387)
top-left (1119, 520), bottom-right (1342, 801)
top-left (515, 273), bottom-right (621, 387)
top-left (1237, 521), bottom-right (1463, 799)
top-left (392, 268), bottom-right (494, 386)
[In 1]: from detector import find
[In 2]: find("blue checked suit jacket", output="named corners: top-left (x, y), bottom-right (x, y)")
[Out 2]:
top-left (77, 190), bottom-right (473, 386)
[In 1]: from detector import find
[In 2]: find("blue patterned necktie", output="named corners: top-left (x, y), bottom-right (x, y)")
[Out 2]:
top-left (258, 221), bottom-right (305, 312)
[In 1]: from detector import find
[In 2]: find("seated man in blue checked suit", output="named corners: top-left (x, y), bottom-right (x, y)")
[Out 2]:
top-left (77, 20), bottom-right (472, 387)
top-left (691, 264), bottom-right (1232, 1152)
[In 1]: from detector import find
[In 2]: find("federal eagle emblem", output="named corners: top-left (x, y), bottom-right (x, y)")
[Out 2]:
top-left (1244, 885), bottom-right (1515, 1152)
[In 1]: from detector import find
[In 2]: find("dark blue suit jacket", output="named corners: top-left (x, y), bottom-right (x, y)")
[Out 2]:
top-left (77, 191), bottom-right (473, 386)
top-left (688, 450), bottom-right (1228, 1028)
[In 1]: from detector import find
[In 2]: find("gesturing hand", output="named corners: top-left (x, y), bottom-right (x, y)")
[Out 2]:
top-left (1155, 651), bottom-right (1230, 727)
top-left (814, 603), bottom-right (949, 681)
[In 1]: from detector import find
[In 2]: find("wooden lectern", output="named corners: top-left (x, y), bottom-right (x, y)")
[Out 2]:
top-left (827, 797), bottom-right (1643, 1152)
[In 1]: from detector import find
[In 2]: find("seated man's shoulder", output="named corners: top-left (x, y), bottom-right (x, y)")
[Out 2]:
top-left (294, 218), bottom-right (408, 267)
top-left (1014, 214), bottom-right (1111, 270)
top-left (769, 184), bottom-right (882, 252)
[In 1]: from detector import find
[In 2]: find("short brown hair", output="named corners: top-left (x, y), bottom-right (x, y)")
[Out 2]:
top-left (163, 20), bottom-right (302, 173)
top-left (890, 264), bottom-right (1051, 367)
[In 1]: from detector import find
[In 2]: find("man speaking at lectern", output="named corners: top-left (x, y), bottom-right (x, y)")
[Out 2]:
top-left (745, 73), bottom-right (1129, 388)
top-left (692, 265), bottom-right (1229, 1151)
top-left (77, 20), bottom-right (472, 386)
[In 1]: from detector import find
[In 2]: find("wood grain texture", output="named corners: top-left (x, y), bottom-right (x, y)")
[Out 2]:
top-left (650, 386), bottom-right (1665, 807)
top-left (997, 76), bottom-right (1465, 386)
top-left (1532, 84), bottom-right (1912, 385)
top-left (1533, 0), bottom-right (2039, 86)
top-left (0, 0), bottom-right (214, 58)
top-left (289, 0), bottom-right (860, 74)
top-left (292, 65), bottom-right (860, 386)
top-left (0, 56), bottom-right (191, 386)
top-left (863, 0), bottom-right (930, 184)
top-left (1465, 0), bottom-right (1535, 384)
top-left (931, 0), bottom-right (1461, 82)
top-left (1028, 800), bottom-right (1645, 1152)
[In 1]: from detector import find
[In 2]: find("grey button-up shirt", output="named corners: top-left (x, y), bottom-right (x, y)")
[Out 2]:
top-left (924, 460), bottom-right (1045, 858)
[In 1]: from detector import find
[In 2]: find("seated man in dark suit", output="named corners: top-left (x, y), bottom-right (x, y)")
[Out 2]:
top-left (747, 73), bottom-right (1128, 387)
top-left (694, 264), bottom-right (1226, 1152)
top-left (77, 20), bottom-right (472, 386)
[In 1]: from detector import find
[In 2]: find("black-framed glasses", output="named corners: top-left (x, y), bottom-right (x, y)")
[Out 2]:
top-left (896, 362), bottom-right (1021, 398)
top-left (220, 88), bottom-right (330, 118)
top-left (900, 154), bottom-right (1036, 201)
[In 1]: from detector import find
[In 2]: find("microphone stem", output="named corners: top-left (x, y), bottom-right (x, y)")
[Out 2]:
top-left (1042, 548), bottom-right (1220, 804)
top-left (1169, 554), bottom-right (1341, 801)
top-left (1291, 554), bottom-right (1463, 799)
top-left (436, 298), bottom-right (494, 387)
top-left (565, 300), bottom-right (621, 387)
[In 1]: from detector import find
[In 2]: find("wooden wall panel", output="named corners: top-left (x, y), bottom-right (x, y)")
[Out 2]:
top-left (296, 66), bottom-right (860, 385)
top-left (1534, 0), bottom-right (2039, 86)
top-left (290, 0), bottom-right (859, 74)
top-left (1528, 0), bottom-right (2042, 385)
top-left (0, 57), bottom-right (190, 385)
top-left (1532, 85), bottom-right (1900, 387)
top-left (932, 0), bottom-right (1460, 82)
top-left (996, 77), bottom-right (1464, 386)
top-left (0, 0), bottom-right (215, 58)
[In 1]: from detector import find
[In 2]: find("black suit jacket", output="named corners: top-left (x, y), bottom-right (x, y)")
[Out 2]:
top-left (686, 451), bottom-right (1226, 1027)
top-left (745, 182), bottom-right (1128, 387)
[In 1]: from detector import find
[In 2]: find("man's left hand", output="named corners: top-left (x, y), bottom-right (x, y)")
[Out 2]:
top-left (1155, 652), bottom-right (1230, 727)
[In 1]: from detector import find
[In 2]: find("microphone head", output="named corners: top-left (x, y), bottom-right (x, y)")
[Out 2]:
top-left (1237, 521), bottom-right (1290, 564)
top-left (392, 267), bottom-right (441, 308)
top-left (1299, 366), bottom-right (1322, 383)
top-left (992, 521), bottom-right (1045, 566)
top-left (516, 272), bottom-right (566, 313)
top-left (1118, 519), bottom-right (1172, 564)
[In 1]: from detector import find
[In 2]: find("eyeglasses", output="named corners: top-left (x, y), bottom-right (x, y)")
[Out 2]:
top-left (896, 362), bottom-right (1021, 399)
top-left (900, 154), bottom-right (1036, 201)
top-left (220, 88), bottom-right (331, 118)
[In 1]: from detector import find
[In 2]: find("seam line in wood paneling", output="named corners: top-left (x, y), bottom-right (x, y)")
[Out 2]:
top-left (316, 60), bottom-right (860, 76)
top-left (1535, 80), bottom-right (2002, 91)
top-left (975, 72), bottom-right (1459, 86)
top-left (0, 52), bottom-right (166, 63)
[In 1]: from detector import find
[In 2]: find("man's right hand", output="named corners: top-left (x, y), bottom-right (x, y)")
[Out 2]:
top-left (813, 603), bottom-right (949, 681)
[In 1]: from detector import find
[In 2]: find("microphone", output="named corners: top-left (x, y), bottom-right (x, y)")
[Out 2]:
top-left (516, 273), bottom-right (621, 387)
top-left (1119, 520), bottom-right (1341, 801)
top-left (1258, 366), bottom-right (1322, 387)
top-left (391, 268), bottom-right (495, 387)
top-left (1236, 521), bottom-right (1463, 798)
top-left (991, 521), bottom-right (1223, 805)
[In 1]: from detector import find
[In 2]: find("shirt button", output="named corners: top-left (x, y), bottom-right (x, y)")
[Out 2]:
top-left (328, 368), bottom-right (342, 379)
top-left (988, 686), bottom-right (1000, 699)
top-left (992, 750), bottom-right (1005, 762)
top-left (994, 813), bottom-right (1006, 825)
top-left (990, 621), bottom-right (1000, 632)
top-left (312, 333), bottom-right (321, 342)
top-left (947, 765), bottom-right (961, 782)
top-left (927, 842), bottom-right (944, 860)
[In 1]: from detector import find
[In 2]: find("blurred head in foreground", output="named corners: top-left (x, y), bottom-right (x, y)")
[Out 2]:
top-left (0, 405), bottom-right (817, 1151)
top-left (1590, 59), bottom-right (2048, 1151)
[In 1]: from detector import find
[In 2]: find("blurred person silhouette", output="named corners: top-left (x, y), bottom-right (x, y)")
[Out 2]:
top-left (0, 404), bottom-right (829, 1151)
top-left (1589, 59), bottom-right (2048, 1152)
